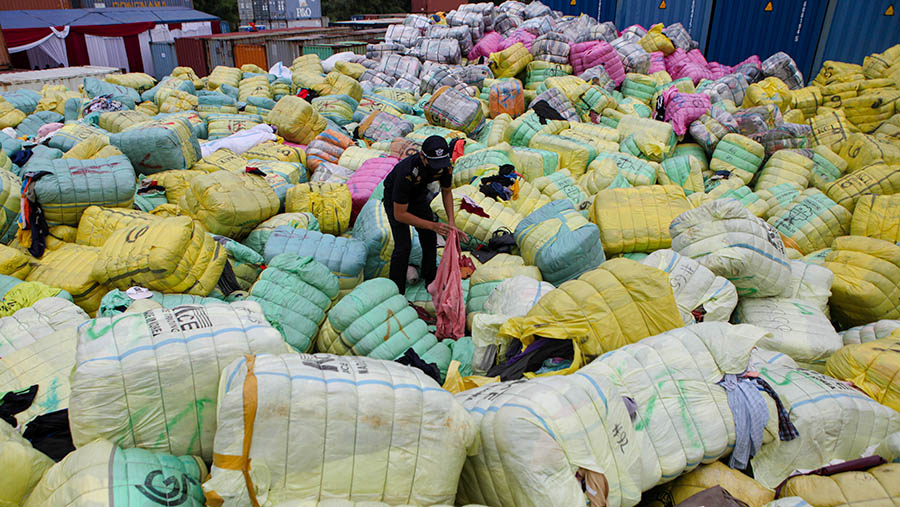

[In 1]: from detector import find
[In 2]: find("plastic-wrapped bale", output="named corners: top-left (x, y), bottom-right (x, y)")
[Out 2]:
top-left (424, 85), bottom-right (486, 135)
top-left (620, 73), bottom-right (657, 104)
top-left (207, 65), bottom-right (242, 90)
top-left (264, 226), bottom-right (366, 293)
top-left (488, 79), bottom-right (525, 119)
top-left (837, 132), bottom-right (900, 173)
top-left (498, 258), bottom-right (682, 357)
top-left (358, 111), bottom-right (414, 143)
top-left (611, 36), bottom-right (651, 75)
top-left (285, 182), bottom-right (352, 235)
top-left (0, 89), bottom-right (40, 115)
top-left (670, 199), bottom-right (792, 297)
top-left (203, 353), bottom-right (476, 506)
top-left (767, 190), bottom-right (851, 255)
top-left (68, 301), bottom-right (286, 461)
top-left (179, 169), bottom-right (280, 240)
top-left (24, 439), bottom-right (206, 506)
top-left (205, 113), bottom-right (263, 140)
top-left (90, 216), bottom-right (227, 296)
top-left (529, 134), bottom-right (595, 177)
top-left (531, 169), bottom-right (591, 211)
top-left (743, 77), bottom-right (793, 112)
top-left (776, 463), bottom-right (900, 506)
top-left (458, 322), bottom-right (768, 507)
top-left (0, 245), bottom-right (31, 279)
top-left (661, 88), bottom-right (711, 136)
top-left (411, 37), bottom-right (462, 65)
top-left (98, 289), bottom-right (221, 317)
top-left (529, 87), bottom-right (581, 122)
top-left (247, 159), bottom-right (308, 208)
top-left (657, 155), bottom-right (705, 195)
top-left (704, 179), bottom-right (771, 217)
top-left (590, 185), bottom-right (692, 256)
top-left (761, 52), bottom-right (804, 90)
top-left (311, 94), bottom-right (357, 126)
top-left (242, 212), bottom-right (318, 256)
top-left (571, 42), bottom-right (626, 86)
top-left (15, 111), bottom-right (63, 139)
top-left (590, 152), bottom-right (658, 187)
top-left (525, 61), bottom-right (573, 90)
top-left (514, 200), bottom-right (604, 286)
top-left (666, 462), bottom-right (775, 506)
top-left (385, 24), bottom-right (419, 47)
top-left (641, 249), bottom-right (738, 325)
top-left (709, 133), bottom-right (766, 185)
top-left (749, 358), bottom-right (900, 488)
top-left (0, 97), bottom-right (26, 129)
top-left (0, 419), bottom-right (56, 505)
top-left (247, 254), bottom-right (337, 353)
top-left (351, 199), bottom-right (423, 280)
top-left (46, 122), bottom-right (107, 153)
top-left (347, 156), bottom-right (397, 220)
top-left (0, 297), bottom-right (87, 357)
top-left (532, 32), bottom-right (571, 64)
top-left (107, 117), bottom-right (200, 175)
top-left (97, 110), bottom-right (152, 133)
top-left (825, 163), bottom-right (900, 212)
top-left (25, 243), bottom-right (108, 315)
top-left (824, 236), bottom-right (900, 327)
top-left (268, 95), bottom-right (326, 145)
top-left (74, 205), bottom-right (158, 247)
top-left (316, 278), bottom-right (453, 369)
top-left (466, 253), bottom-right (542, 315)
top-left (488, 42), bottom-right (533, 79)
top-left (734, 260), bottom-right (840, 371)
top-left (310, 161), bottom-right (355, 184)
top-left (755, 149), bottom-right (815, 190)
top-left (840, 319), bottom-right (900, 346)
top-left (82, 77), bottom-right (140, 109)
top-left (0, 169), bottom-right (20, 244)
top-left (850, 194), bottom-right (900, 243)
top-left (827, 331), bottom-right (900, 414)
top-left (616, 116), bottom-right (677, 162)
top-left (432, 184), bottom-right (524, 247)
top-left (28, 155), bottom-right (136, 227)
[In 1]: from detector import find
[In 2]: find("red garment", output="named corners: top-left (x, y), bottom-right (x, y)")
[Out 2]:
top-left (428, 229), bottom-right (465, 340)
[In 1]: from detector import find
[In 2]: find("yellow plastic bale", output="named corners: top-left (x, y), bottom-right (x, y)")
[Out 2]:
top-left (657, 155), bottom-right (705, 195)
top-left (243, 141), bottom-right (306, 164)
top-left (813, 60), bottom-right (865, 86)
top-left (25, 243), bottom-right (107, 315)
top-left (291, 54), bottom-right (323, 73)
top-left (135, 100), bottom-right (158, 116)
top-left (806, 109), bottom-right (858, 150)
top-left (0, 419), bottom-right (54, 506)
top-left (334, 60), bottom-right (366, 80)
top-left (179, 170), bottom-right (280, 240)
top-left (498, 258), bottom-right (682, 357)
top-left (152, 169), bottom-right (208, 205)
top-left (843, 92), bottom-right (900, 133)
top-left (542, 75), bottom-right (591, 104)
top-left (207, 66), bottom-right (242, 90)
top-left (825, 163), bottom-right (900, 211)
top-left (0, 244), bottom-right (31, 279)
top-left (285, 182), bottom-right (352, 235)
top-left (268, 95), bottom-right (327, 145)
top-left (838, 132), bottom-right (900, 173)
top-left (616, 116), bottom-right (676, 162)
top-left (36, 89), bottom-right (81, 115)
top-left (744, 77), bottom-right (792, 112)
top-left (590, 185), bottom-right (691, 255)
top-left (0, 97), bottom-right (26, 129)
top-left (826, 332), bottom-right (900, 413)
top-left (850, 193), bottom-right (900, 244)
top-left (709, 133), bottom-right (766, 185)
top-left (667, 462), bottom-right (774, 507)
top-left (105, 72), bottom-right (155, 91)
top-left (864, 44), bottom-right (900, 78)
top-left (489, 42), bottom-right (533, 79)
top-left (60, 134), bottom-right (120, 160)
top-left (779, 463), bottom-right (900, 506)
top-left (638, 23), bottom-right (675, 55)
top-left (789, 86), bottom-right (822, 118)
top-left (755, 149), bottom-right (816, 190)
top-left (193, 148), bottom-right (247, 173)
top-left (91, 216), bottom-right (227, 296)
top-left (0, 327), bottom-right (76, 425)
top-left (825, 236), bottom-right (900, 327)
top-left (432, 184), bottom-right (524, 245)
top-left (171, 66), bottom-right (203, 89)
top-left (312, 71), bottom-right (363, 102)
top-left (529, 134), bottom-right (595, 177)
top-left (75, 206), bottom-right (159, 247)
top-left (579, 158), bottom-right (630, 194)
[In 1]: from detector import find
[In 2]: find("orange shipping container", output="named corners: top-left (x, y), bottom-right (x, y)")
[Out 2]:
top-left (233, 43), bottom-right (268, 70)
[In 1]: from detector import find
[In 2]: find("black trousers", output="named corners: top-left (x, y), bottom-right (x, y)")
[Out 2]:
top-left (384, 200), bottom-right (437, 294)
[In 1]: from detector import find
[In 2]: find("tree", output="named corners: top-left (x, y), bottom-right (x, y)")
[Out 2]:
top-left (194, 0), bottom-right (239, 31)
top-left (322, 0), bottom-right (411, 22)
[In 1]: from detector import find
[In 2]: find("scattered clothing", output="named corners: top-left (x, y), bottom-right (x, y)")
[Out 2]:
top-left (718, 374), bottom-right (768, 470)
top-left (396, 348), bottom-right (442, 385)
top-left (0, 385), bottom-right (37, 427)
top-left (23, 409), bottom-right (75, 461)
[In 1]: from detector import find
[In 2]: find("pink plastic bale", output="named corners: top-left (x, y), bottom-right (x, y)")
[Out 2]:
top-left (498, 29), bottom-right (536, 51)
top-left (708, 62), bottom-right (732, 80)
top-left (469, 31), bottom-right (504, 60)
top-left (666, 49), bottom-right (713, 85)
top-left (346, 156), bottom-right (399, 221)
top-left (584, 41), bottom-right (626, 85)
top-left (649, 52), bottom-right (666, 74)
top-left (662, 86), bottom-right (712, 135)
top-left (569, 40), bottom-right (600, 75)
top-left (735, 55), bottom-right (762, 69)
top-left (686, 49), bottom-right (709, 66)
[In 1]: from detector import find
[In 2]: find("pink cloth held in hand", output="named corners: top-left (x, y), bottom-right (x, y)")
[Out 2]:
top-left (428, 229), bottom-right (465, 340)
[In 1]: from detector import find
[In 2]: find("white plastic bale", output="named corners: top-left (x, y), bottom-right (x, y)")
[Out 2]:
top-left (68, 301), bottom-right (288, 462)
top-left (384, 25), bottom-right (420, 48)
top-left (425, 25), bottom-right (473, 56)
top-left (482, 275), bottom-right (555, 317)
top-left (640, 249), bottom-right (738, 325)
top-left (203, 354), bottom-right (477, 506)
top-left (839, 319), bottom-right (900, 345)
top-left (376, 54), bottom-right (422, 80)
top-left (0, 297), bottom-right (89, 357)
top-left (411, 38), bottom-right (462, 65)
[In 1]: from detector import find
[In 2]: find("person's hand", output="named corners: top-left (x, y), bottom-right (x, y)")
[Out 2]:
top-left (432, 222), bottom-right (452, 236)
top-left (456, 229), bottom-right (469, 243)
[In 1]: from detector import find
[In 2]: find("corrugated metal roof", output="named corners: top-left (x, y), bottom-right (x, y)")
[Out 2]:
top-left (0, 7), bottom-right (217, 29)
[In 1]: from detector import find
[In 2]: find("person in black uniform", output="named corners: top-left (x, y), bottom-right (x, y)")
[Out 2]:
top-left (383, 135), bottom-right (463, 294)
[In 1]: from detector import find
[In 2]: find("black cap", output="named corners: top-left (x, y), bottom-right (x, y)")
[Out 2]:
top-left (422, 135), bottom-right (451, 169)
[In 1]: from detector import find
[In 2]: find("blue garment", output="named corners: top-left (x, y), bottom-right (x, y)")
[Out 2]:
top-left (718, 373), bottom-right (769, 469)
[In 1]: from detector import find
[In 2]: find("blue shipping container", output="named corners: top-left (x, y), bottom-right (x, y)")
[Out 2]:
top-left (614, 0), bottom-right (714, 50)
top-left (284, 0), bottom-right (321, 19)
top-left (705, 0), bottom-right (830, 81)
top-left (151, 42), bottom-right (178, 80)
top-left (543, 0), bottom-right (615, 21)
top-left (812, 0), bottom-right (899, 74)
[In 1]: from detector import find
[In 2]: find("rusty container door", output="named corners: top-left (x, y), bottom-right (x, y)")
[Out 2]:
top-left (234, 43), bottom-right (269, 69)
top-left (174, 37), bottom-right (208, 77)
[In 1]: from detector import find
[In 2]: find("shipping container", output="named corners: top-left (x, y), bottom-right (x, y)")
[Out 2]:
top-left (0, 0), bottom-right (70, 9)
top-left (287, 18), bottom-right (325, 27)
top-left (70, 0), bottom-right (192, 7)
top-left (0, 26), bottom-right (10, 70)
top-left (705, 0), bottom-right (830, 80)
top-left (410, 0), bottom-right (464, 14)
top-left (268, 0), bottom-right (286, 18)
top-left (812, 0), bottom-right (899, 73)
top-left (150, 41), bottom-right (178, 79)
top-left (253, 0), bottom-right (270, 20)
top-left (234, 43), bottom-right (268, 69)
top-left (614, 0), bottom-right (713, 50)
top-left (284, 0), bottom-right (321, 19)
top-left (174, 36), bottom-right (208, 76)
top-left (266, 38), bottom-right (302, 67)
top-left (206, 38), bottom-right (236, 68)
top-left (543, 0), bottom-right (613, 20)
top-left (268, 19), bottom-right (288, 29)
